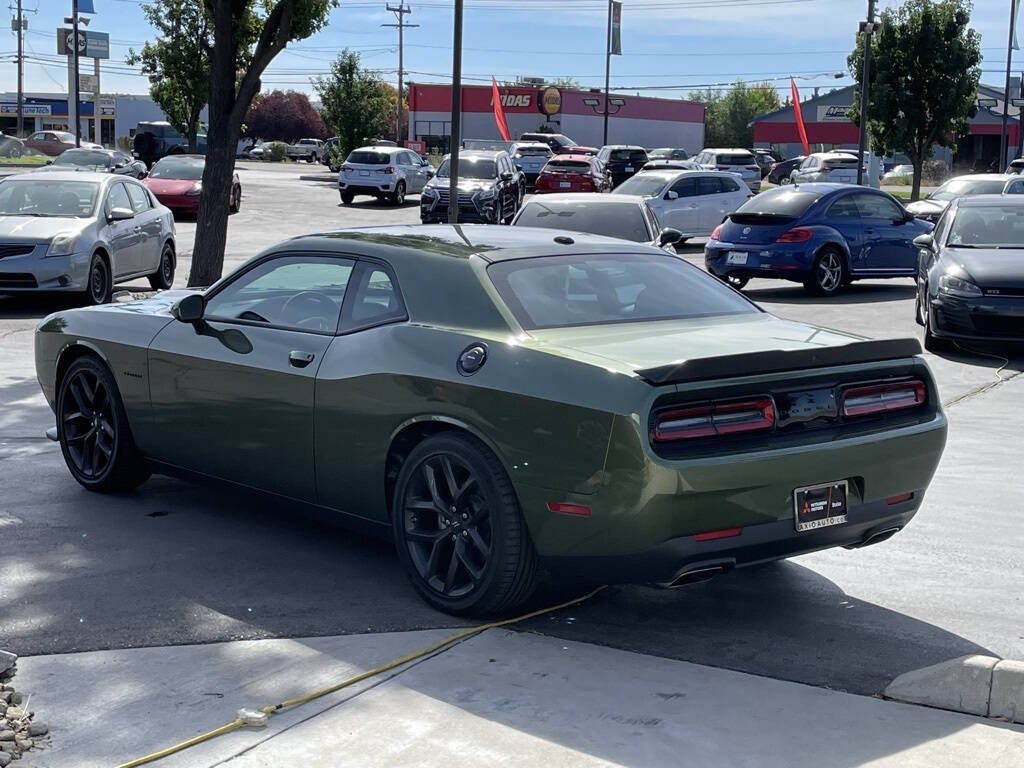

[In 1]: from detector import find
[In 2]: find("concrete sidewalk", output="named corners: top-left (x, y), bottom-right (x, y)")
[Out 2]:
top-left (13, 629), bottom-right (1024, 768)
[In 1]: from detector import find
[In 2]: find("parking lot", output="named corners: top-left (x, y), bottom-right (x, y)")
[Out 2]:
top-left (2, 161), bottom-right (1023, 699)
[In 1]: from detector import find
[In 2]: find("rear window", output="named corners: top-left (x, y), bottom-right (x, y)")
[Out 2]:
top-left (515, 146), bottom-right (551, 157)
top-left (610, 149), bottom-right (649, 163)
top-left (346, 151), bottom-right (390, 165)
top-left (515, 199), bottom-right (652, 242)
top-left (823, 157), bottom-right (859, 168)
top-left (731, 187), bottom-right (823, 220)
top-left (613, 174), bottom-right (669, 197)
top-left (488, 253), bottom-right (757, 330)
top-left (716, 153), bottom-right (756, 165)
top-left (545, 160), bottom-right (591, 173)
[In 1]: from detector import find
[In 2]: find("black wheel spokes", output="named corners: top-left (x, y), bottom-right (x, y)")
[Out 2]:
top-left (61, 371), bottom-right (114, 479)
top-left (403, 454), bottom-right (491, 598)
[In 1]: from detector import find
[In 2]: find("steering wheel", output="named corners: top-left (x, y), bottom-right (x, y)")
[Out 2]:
top-left (281, 291), bottom-right (337, 331)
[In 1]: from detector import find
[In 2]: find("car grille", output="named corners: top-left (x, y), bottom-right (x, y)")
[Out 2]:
top-left (983, 287), bottom-right (1024, 298)
top-left (970, 314), bottom-right (1024, 337)
top-left (436, 189), bottom-right (475, 205)
top-left (0, 244), bottom-right (34, 259)
top-left (0, 272), bottom-right (38, 288)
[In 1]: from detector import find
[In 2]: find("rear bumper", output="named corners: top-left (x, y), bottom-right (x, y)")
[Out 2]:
top-left (930, 294), bottom-right (1024, 342)
top-left (339, 181), bottom-right (393, 197)
top-left (705, 239), bottom-right (814, 281)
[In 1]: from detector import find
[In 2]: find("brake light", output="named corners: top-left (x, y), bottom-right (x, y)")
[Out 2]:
top-left (776, 227), bottom-right (813, 243)
top-left (693, 527), bottom-right (742, 542)
top-left (710, 224), bottom-right (723, 241)
top-left (378, 166), bottom-right (394, 174)
top-left (841, 380), bottom-right (926, 417)
top-left (546, 501), bottom-right (591, 517)
top-left (653, 398), bottom-right (774, 442)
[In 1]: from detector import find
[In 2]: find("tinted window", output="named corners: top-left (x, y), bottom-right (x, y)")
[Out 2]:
top-left (437, 158), bottom-right (497, 180)
top-left (609, 149), bottom-right (648, 163)
top-left (347, 151), bottom-right (390, 165)
top-left (106, 183), bottom-right (132, 214)
top-left (126, 183), bottom-right (151, 214)
top-left (732, 188), bottom-right (823, 219)
top-left (613, 174), bottom-right (669, 197)
top-left (345, 264), bottom-right (406, 327)
top-left (716, 153), bottom-right (756, 165)
top-left (0, 179), bottom-right (99, 217)
top-left (1006, 181), bottom-right (1024, 195)
top-left (544, 160), bottom-right (592, 173)
top-left (827, 196), bottom-right (861, 219)
top-left (205, 257), bottom-right (354, 332)
top-left (514, 200), bottom-right (652, 242)
top-left (697, 177), bottom-right (721, 195)
top-left (854, 194), bottom-right (902, 220)
top-left (488, 253), bottom-right (757, 330)
top-left (720, 176), bottom-right (741, 192)
top-left (671, 178), bottom-right (698, 197)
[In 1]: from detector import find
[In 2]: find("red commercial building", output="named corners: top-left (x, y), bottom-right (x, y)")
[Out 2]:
top-left (406, 82), bottom-right (704, 153)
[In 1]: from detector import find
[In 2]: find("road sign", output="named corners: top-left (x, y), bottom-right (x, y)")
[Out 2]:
top-left (98, 97), bottom-right (115, 116)
top-left (56, 28), bottom-right (110, 59)
top-left (80, 74), bottom-right (98, 94)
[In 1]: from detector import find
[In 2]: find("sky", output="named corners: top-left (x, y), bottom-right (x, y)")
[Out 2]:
top-left (3, 0), bottom-right (1022, 102)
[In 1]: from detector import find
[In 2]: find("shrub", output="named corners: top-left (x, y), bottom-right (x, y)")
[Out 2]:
top-left (923, 159), bottom-right (950, 184)
top-left (264, 141), bottom-right (288, 162)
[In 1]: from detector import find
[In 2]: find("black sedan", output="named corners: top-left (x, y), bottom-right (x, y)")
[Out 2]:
top-left (767, 156), bottom-right (805, 185)
top-left (39, 148), bottom-right (148, 179)
top-left (916, 195), bottom-right (1024, 349)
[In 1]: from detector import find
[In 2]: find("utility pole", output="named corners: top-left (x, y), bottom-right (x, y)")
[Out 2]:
top-left (602, 0), bottom-right (611, 146)
top-left (382, 3), bottom-right (417, 145)
top-left (447, 0), bottom-right (463, 224)
top-left (855, 0), bottom-right (876, 186)
top-left (1000, 0), bottom-right (1017, 170)
top-left (71, 0), bottom-right (81, 147)
top-left (15, 0), bottom-right (24, 138)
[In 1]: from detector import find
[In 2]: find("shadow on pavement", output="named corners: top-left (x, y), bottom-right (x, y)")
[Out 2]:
top-left (746, 282), bottom-right (918, 305)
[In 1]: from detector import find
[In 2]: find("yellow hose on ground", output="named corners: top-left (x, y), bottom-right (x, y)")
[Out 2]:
top-left (116, 585), bottom-right (606, 768)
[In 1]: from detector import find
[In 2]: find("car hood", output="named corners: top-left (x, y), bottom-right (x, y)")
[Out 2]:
top-left (145, 178), bottom-right (198, 194)
top-left (947, 248), bottom-right (1024, 289)
top-left (527, 312), bottom-right (893, 380)
top-left (35, 164), bottom-right (109, 173)
top-left (905, 198), bottom-right (948, 215)
top-left (0, 216), bottom-right (92, 242)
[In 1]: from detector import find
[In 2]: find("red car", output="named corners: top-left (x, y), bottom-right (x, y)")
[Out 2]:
top-left (24, 130), bottom-right (102, 157)
top-left (534, 155), bottom-right (610, 194)
top-left (142, 154), bottom-right (241, 215)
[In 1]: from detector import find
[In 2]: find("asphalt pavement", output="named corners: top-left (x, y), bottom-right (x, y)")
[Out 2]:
top-left (2, 163), bottom-right (1022, 699)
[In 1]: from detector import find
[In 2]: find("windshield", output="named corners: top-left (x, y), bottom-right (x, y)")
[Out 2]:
top-left (488, 253), bottom-right (757, 330)
top-left (437, 158), bottom-right (497, 180)
top-left (948, 205), bottom-right (1024, 248)
top-left (613, 174), bottom-right (669, 197)
top-left (149, 158), bottom-right (204, 180)
top-left (931, 178), bottom-right (1008, 202)
top-left (515, 199), bottom-right (652, 242)
top-left (54, 150), bottom-right (111, 168)
top-left (0, 179), bottom-right (99, 217)
top-left (346, 150), bottom-right (390, 165)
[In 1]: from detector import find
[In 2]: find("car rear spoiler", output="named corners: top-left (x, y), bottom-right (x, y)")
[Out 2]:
top-left (634, 337), bottom-right (923, 386)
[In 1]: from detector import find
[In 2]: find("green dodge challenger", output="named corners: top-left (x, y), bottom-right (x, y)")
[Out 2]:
top-left (35, 225), bottom-right (948, 615)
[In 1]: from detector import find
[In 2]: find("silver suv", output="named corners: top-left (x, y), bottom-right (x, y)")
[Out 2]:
top-left (692, 148), bottom-right (761, 192)
top-left (789, 152), bottom-right (860, 185)
top-left (338, 146), bottom-right (433, 206)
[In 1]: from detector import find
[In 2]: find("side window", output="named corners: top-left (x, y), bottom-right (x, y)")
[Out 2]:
top-left (343, 262), bottom-right (407, 330)
top-left (126, 183), bottom-right (151, 214)
top-left (31, 132), bottom-right (46, 142)
top-left (205, 256), bottom-right (354, 332)
top-left (720, 176), bottom-right (741, 192)
top-left (697, 177), bottom-right (721, 196)
top-left (855, 194), bottom-right (902, 220)
top-left (1007, 181), bottom-right (1024, 195)
top-left (671, 178), bottom-right (698, 198)
top-left (827, 196), bottom-right (861, 219)
top-left (106, 183), bottom-right (132, 214)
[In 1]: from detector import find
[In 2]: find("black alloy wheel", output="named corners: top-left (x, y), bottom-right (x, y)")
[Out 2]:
top-left (393, 433), bottom-right (539, 615)
top-left (86, 254), bottom-right (112, 305)
top-left (57, 357), bottom-right (150, 492)
top-left (149, 244), bottom-right (174, 290)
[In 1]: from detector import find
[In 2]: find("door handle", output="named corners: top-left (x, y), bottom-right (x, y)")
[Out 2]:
top-left (289, 350), bottom-right (315, 368)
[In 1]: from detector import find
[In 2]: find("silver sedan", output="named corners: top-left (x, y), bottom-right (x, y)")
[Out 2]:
top-left (0, 171), bottom-right (176, 304)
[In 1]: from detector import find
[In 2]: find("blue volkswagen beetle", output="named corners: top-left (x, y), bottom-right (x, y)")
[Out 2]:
top-left (705, 183), bottom-right (932, 295)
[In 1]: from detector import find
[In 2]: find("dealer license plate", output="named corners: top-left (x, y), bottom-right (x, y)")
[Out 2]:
top-left (559, 181), bottom-right (572, 188)
top-left (359, 170), bottom-right (370, 176)
top-left (726, 251), bottom-right (747, 265)
top-left (625, 166), bottom-right (634, 172)
top-left (794, 480), bottom-right (848, 532)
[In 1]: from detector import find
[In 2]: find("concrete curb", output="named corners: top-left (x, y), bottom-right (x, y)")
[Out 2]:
top-left (884, 655), bottom-right (1024, 723)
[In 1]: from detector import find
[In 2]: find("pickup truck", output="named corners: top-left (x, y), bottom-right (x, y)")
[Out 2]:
top-left (286, 138), bottom-right (324, 163)
top-left (132, 121), bottom-right (207, 168)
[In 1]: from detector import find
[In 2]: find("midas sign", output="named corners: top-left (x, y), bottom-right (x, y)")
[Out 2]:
top-left (538, 87), bottom-right (562, 116)
top-left (491, 93), bottom-right (532, 108)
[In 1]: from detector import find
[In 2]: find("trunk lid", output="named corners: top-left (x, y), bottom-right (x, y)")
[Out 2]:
top-left (718, 213), bottom-right (797, 245)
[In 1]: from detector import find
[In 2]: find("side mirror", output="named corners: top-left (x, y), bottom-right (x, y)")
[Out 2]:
top-left (913, 233), bottom-right (934, 250)
top-left (171, 293), bottom-right (205, 323)
top-left (426, 169), bottom-right (435, 178)
top-left (108, 207), bottom-right (134, 222)
top-left (138, 170), bottom-right (148, 179)
top-left (501, 172), bottom-right (514, 181)
top-left (657, 227), bottom-right (683, 248)
top-left (666, 190), bottom-right (679, 200)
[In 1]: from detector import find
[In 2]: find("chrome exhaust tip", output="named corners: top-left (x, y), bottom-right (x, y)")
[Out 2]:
top-left (666, 564), bottom-right (729, 589)
top-left (846, 526), bottom-right (902, 549)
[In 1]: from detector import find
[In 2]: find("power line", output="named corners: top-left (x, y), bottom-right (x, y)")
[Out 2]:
top-left (382, 3), bottom-right (418, 141)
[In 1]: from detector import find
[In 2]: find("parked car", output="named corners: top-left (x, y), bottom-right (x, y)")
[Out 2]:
top-left (322, 137), bottom-right (341, 171)
top-left (0, 133), bottom-right (25, 158)
top-left (767, 156), bottom-right (805, 185)
top-left (915, 195), bottom-right (1024, 349)
top-left (904, 174), bottom-right (1013, 223)
top-left (338, 146), bottom-right (433, 206)
top-left (752, 149), bottom-right (779, 179)
top-left (512, 193), bottom-right (681, 249)
top-left (33, 224), bottom-right (947, 616)
top-left (132, 121), bottom-right (206, 167)
top-left (692, 148), bottom-right (761, 192)
top-left (647, 147), bottom-right (690, 161)
top-left (1005, 158), bottom-right (1024, 175)
top-left (882, 164), bottom-right (914, 182)
top-left (24, 131), bottom-right (102, 157)
top-left (0, 171), bottom-right (176, 303)
top-left (518, 132), bottom-right (598, 156)
top-left (789, 153), bottom-right (860, 185)
top-left (420, 150), bottom-right (521, 224)
top-left (286, 138), bottom-right (324, 163)
top-left (705, 183), bottom-right (930, 294)
top-left (534, 155), bottom-right (610, 194)
top-left (613, 170), bottom-right (751, 243)
top-left (641, 159), bottom-right (700, 172)
top-left (143, 154), bottom-right (241, 216)
top-left (37, 148), bottom-right (148, 179)
top-left (510, 142), bottom-right (553, 189)
top-left (596, 145), bottom-right (650, 188)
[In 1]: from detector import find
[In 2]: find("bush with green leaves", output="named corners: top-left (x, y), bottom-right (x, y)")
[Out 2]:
top-left (264, 141), bottom-right (288, 162)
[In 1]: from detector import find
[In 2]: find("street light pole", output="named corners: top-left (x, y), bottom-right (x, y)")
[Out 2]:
top-left (855, 0), bottom-right (876, 186)
top-left (603, 0), bottom-right (611, 146)
top-left (447, 0), bottom-right (463, 224)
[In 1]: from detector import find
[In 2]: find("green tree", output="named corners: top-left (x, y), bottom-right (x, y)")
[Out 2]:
top-left (848, 0), bottom-right (981, 200)
top-left (188, 0), bottom-right (336, 287)
top-left (126, 0), bottom-right (211, 152)
top-left (314, 50), bottom-right (395, 157)
top-left (689, 81), bottom-right (780, 148)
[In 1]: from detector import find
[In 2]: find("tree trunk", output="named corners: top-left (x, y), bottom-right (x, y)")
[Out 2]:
top-left (910, 155), bottom-right (923, 202)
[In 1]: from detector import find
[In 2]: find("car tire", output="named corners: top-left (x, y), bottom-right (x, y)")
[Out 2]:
top-left (340, 191), bottom-right (354, 205)
top-left (781, 175), bottom-right (792, 185)
top-left (725, 275), bottom-right (748, 290)
top-left (804, 247), bottom-right (845, 296)
top-left (920, 290), bottom-right (949, 352)
top-left (391, 181), bottom-right (406, 206)
top-left (85, 253), bottom-right (112, 305)
top-left (10, 145), bottom-right (22, 159)
top-left (57, 355), bottom-right (150, 493)
top-left (148, 244), bottom-right (175, 291)
top-left (493, 197), bottom-right (503, 225)
top-left (229, 186), bottom-right (241, 213)
top-left (391, 432), bottom-right (540, 616)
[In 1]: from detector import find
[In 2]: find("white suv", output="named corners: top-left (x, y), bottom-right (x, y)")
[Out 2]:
top-left (338, 146), bottom-right (433, 206)
top-left (692, 148), bottom-right (761, 192)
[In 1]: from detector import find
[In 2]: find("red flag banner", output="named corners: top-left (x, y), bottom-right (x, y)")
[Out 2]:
top-left (491, 77), bottom-right (511, 142)
top-left (790, 77), bottom-right (810, 156)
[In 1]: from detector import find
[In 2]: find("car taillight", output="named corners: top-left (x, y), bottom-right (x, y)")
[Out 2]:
top-left (710, 224), bottom-right (723, 241)
top-left (841, 380), bottom-right (926, 417)
top-left (775, 227), bottom-right (813, 243)
top-left (652, 398), bottom-right (774, 442)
